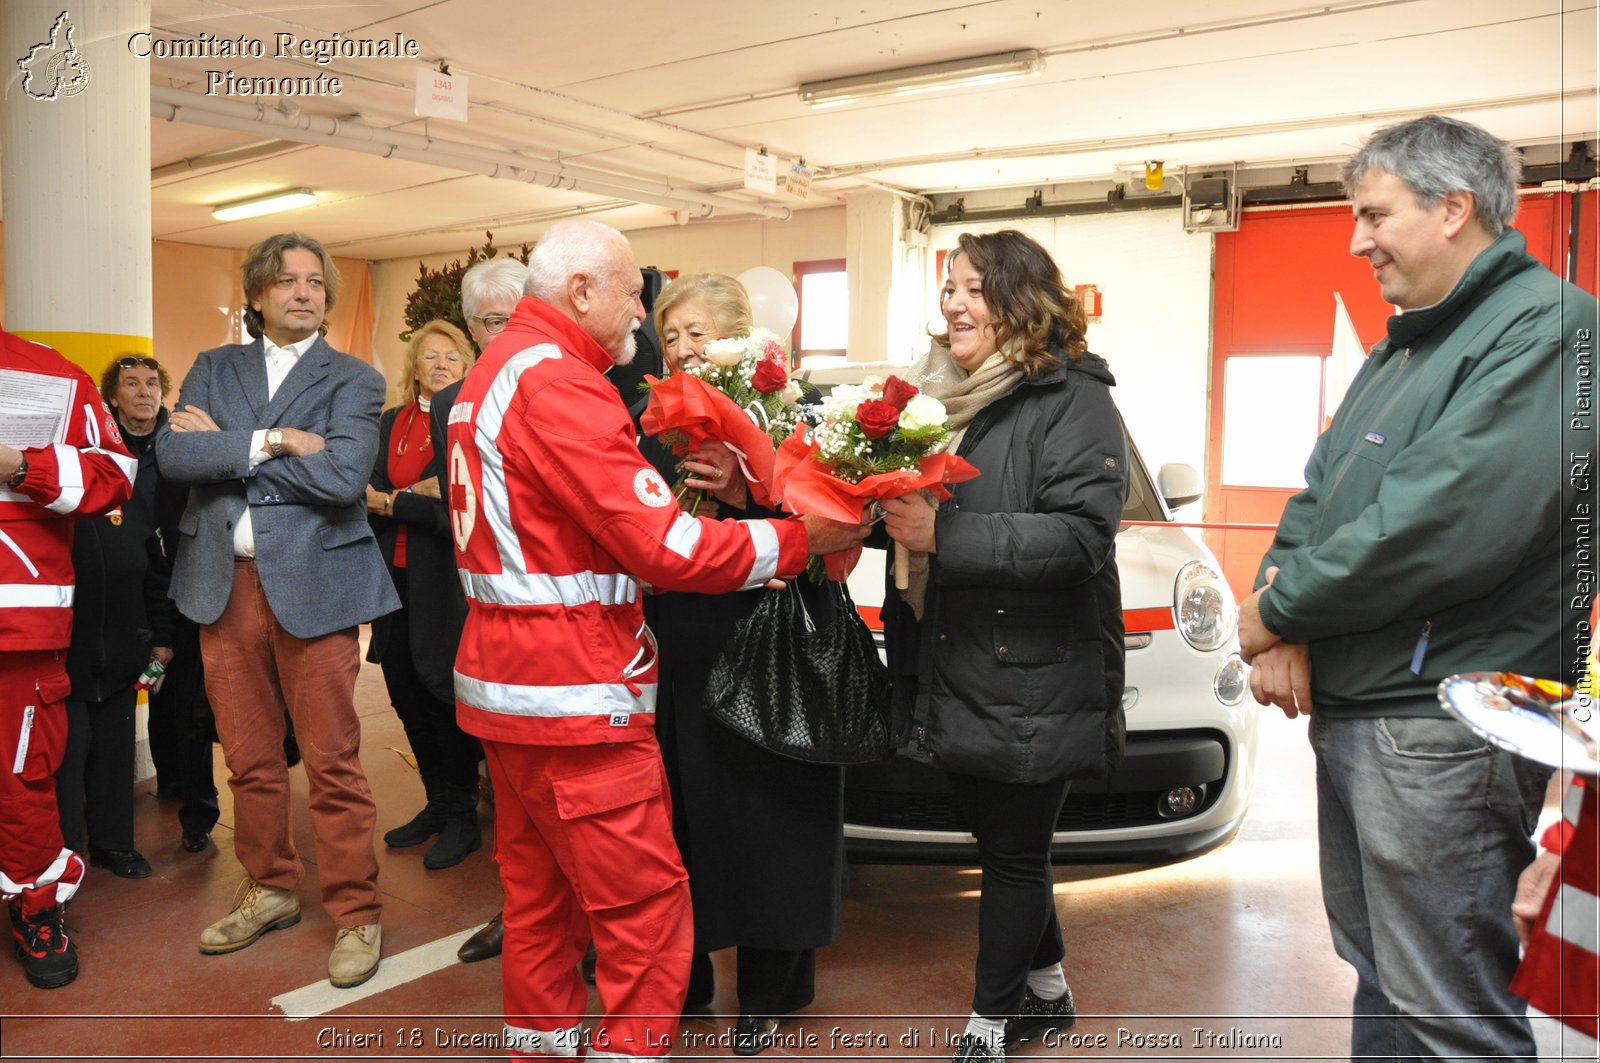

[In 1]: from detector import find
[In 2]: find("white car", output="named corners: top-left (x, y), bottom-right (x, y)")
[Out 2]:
top-left (841, 440), bottom-right (1259, 863)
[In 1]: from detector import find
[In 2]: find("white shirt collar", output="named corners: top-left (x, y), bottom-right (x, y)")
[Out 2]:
top-left (262, 333), bottom-right (319, 361)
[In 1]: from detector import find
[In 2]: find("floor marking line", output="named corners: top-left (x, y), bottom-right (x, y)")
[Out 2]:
top-left (271, 926), bottom-right (482, 1018)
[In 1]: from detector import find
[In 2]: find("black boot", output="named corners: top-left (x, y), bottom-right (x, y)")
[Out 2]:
top-left (384, 800), bottom-right (447, 848)
top-left (424, 811), bottom-right (481, 869)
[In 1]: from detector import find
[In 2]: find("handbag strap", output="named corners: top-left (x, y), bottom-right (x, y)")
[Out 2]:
top-left (789, 581), bottom-right (817, 634)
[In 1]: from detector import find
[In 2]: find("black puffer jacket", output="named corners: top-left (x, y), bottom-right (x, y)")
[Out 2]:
top-left (883, 351), bottom-right (1128, 783)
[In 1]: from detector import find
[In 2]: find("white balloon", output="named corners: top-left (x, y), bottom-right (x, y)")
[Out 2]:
top-left (736, 266), bottom-right (799, 341)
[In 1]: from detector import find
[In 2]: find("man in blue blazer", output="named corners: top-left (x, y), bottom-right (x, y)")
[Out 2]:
top-left (156, 232), bottom-right (399, 989)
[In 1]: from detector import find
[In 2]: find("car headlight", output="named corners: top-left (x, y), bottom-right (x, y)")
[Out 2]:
top-left (1174, 560), bottom-right (1237, 652)
top-left (1213, 654), bottom-right (1248, 706)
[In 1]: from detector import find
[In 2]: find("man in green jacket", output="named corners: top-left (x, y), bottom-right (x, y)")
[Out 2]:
top-left (1240, 114), bottom-right (1596, 1060)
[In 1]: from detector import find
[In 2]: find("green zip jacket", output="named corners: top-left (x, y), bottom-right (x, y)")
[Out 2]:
top-left (1256, 230), bottom-right (1597, 716)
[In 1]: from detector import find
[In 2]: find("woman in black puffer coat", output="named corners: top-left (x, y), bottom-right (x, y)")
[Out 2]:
top-left (879, 230), bottom-right (1128, 1063)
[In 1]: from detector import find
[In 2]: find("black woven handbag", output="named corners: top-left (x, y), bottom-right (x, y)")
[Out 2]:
top-left (704, 580), bottom-right (892, 766)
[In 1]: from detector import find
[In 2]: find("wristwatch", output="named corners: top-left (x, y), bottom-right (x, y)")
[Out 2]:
top-left (7, 454), bottom-right (26, 488)
top-left (266, 428), bottom-right (285, 458)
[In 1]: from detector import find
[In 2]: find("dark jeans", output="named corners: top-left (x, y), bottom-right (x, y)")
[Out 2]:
top-left (56, 689), bottom-right (137, 853)
top-left (946, 770), bottom-right (1072, 1019)
top-left (1311, 714), bottom-right (1541, 1061)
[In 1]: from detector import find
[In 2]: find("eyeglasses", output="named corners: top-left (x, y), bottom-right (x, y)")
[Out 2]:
top-left (115, 356), bottom-right (160, 370)
top-left (471, 314), bottom-right (510, 335)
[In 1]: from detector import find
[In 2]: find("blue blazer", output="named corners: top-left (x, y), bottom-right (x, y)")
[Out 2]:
top-left (155, 336), bottom-right (399, 639)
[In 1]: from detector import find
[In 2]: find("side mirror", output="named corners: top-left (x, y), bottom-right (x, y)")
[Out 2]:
top-left (1157, 463), bottom-right (1204, 510)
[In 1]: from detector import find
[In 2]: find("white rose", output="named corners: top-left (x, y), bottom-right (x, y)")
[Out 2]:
top-left (822, 383), bottom-right (868, 411)
top-left (780, 380), bottom-right (804, 405)
top-left (897, 393), bottom-right (948, 431)
top-left (703, 337), bottom-right (746, 367)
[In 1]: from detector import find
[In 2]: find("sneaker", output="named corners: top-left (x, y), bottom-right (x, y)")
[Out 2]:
top-left (423, 814), bottom-right (481, 870)
top-left (9, 900), bottom-right (78, 989)
top-left (384, 803), bottom-right (446, 849)
top-left (732, 1016), bottom-right (780, 1057)
top-left (952, 1033), bottom-right (1003, 1063)
top-left (328, 923), bottom-right (381, 988)
top-left (198, 878), bottom-right (300, 955)
top-left (1003, 984), bottom-right (1076, 1047)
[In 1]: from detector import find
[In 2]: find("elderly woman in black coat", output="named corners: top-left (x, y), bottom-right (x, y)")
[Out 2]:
top-left (879, 230), bottom-right (1128, 1063)
top-left (642, 273), bottom-right (844, 1056)
top-left (366, 319), bottom-right (479, 870)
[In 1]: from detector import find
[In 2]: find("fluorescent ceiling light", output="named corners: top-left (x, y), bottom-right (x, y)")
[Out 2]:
top-left (799, 50), bottom-right (1044, 109)
top-left (211, 188), bottom-right (316, 222)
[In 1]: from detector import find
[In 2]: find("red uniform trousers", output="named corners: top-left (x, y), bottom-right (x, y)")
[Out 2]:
top-left (483, 737), bottom-right (691, 1061)
top-left (0, 651), bottom-right (84, 907)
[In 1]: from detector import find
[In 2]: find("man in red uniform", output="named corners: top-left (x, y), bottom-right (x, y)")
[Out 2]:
top-left (449, 219), bottom-right (864, 1060)
top-left (0, 327), bottom-right (136, 989)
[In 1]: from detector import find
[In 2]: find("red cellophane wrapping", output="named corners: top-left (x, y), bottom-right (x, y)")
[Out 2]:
top-left (772, 429), bottom-right (979, 581)
top-left (639, 374), bottom-right (779, 506)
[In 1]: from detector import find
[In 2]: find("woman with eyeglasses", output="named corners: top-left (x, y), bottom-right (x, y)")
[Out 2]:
top-left (365, 319), bottom-right (481, 870)
top-left (640, 274), bottom-right (845, 1055)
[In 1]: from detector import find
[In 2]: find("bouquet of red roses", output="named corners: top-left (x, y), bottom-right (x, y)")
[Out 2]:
top-left (775, 374), bottom-right (977, 581)
top-left (639, 328), bottom-right (804, 507)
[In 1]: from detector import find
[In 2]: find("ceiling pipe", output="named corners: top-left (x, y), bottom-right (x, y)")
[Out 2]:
top-left (151, 138), bottom-right (308, 183)
top-left (149, 86), bottom-right (793, 222)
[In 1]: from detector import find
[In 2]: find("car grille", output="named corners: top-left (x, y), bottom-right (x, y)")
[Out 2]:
top-left (844, 787), bottom-right (1213, 833)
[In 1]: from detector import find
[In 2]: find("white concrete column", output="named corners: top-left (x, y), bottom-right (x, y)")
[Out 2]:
top-left (2, 0), bottom-right (156, 778)
top-left (844, 189), bottom-right (929, 365)
top-left (2, 0), bottom-right (153, 368)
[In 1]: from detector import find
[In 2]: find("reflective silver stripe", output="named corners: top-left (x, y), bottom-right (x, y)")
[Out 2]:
top-left (45, 443), bottom-right (85, 514)
top-left (0, 528), bottom-right (40, 577)
top-left (0, 583), bottom-right (73, 608)
top-left (662, 511), bottom-right (702, 559)
top-left (1565, 781), bottom-right (1585, 825)
top-left (740, 519), bottom-right (781, 589)
top-left (503, 1024), bottom-right (582, 1057)
top-left (455, 671), bottom-right (656, 717)
top-left (477, 344), bottom-right (562, 578)
top-left (460, 569), bottom-right (638, 608)
top-left (0, 848), bottom-right (80, 904)
top-left (1547, 883), bottom-right (1600, 955)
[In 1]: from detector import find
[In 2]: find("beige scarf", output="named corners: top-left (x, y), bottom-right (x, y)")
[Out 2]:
top-left (900, 343), bottom-right (1024, 619)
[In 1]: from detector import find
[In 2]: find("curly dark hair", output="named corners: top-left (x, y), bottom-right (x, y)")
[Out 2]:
top-left (932, 229), bottom-right (1087, 376)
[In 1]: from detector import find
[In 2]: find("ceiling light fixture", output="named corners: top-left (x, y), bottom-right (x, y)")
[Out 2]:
top-left (211, 187), bottom-right (317, 222)
top-left (798, 50), bottom-right (1045, 109)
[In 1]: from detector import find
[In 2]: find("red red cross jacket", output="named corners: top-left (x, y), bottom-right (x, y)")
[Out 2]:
top-left (1513, 776), bottom-right (1600, 1036)
top-left (448, 296), bottom-right (808, 745)
top-left (0, 330), bottom-right (137, 651)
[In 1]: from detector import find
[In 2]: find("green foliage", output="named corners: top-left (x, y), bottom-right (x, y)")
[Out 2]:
top-left (400, 231), bottom-right (531, 342)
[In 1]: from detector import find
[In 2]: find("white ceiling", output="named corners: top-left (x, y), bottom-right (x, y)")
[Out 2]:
top-left (121, 0), bottom-right (1600, 259)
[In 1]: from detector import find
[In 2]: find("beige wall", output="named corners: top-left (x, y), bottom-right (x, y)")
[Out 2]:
top-left (3, 210), bottom-right (846, 404)
top-left (368, 208), bottom-right (848, 390)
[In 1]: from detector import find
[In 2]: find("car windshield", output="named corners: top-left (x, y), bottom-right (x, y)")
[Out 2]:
top-left (1121, 430), bottom-right (1167, 523)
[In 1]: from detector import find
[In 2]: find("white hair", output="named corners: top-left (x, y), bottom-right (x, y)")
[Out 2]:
top-left (461, 257), bottom-right (529, 320)
top-left (526, 219), bottom-right (631, 300)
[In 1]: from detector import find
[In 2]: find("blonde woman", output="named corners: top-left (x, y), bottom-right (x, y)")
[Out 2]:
top-left (365, 320), bottom-right (479, 869)
top-left (644, 274), bottom-right (841, 1055)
